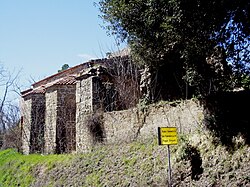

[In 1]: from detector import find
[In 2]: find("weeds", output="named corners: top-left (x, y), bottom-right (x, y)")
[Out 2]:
top-left (0, 130), bottom-right (249, 187)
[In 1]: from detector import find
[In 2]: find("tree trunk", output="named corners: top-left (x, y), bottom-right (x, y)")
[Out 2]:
top-left (140, 65), bottom-right (155, 104)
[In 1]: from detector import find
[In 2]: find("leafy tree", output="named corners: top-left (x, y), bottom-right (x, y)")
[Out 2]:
top-left (58, 64), bottom-right (70, 73)
top-left (98, 0), bottom-right (250, 100)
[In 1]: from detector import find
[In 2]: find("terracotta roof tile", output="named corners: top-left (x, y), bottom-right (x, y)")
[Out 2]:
top-left (21, 76), bottom-right (76, 97)
top-left (54, 76), bottom-right (76, 85)
top-left (21, 55), bottom-right (130, 98)
top-left (21, 87), bottom-right (45, 97)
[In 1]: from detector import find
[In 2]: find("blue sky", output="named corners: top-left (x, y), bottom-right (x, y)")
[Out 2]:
top-left (0, 0), bottom-right (126, 91)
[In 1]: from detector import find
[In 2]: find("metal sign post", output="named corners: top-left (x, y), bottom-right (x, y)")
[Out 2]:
top-left (158, 127), bottom-right (178, 187)
top-left (167, 145), bottom-right (172, 187)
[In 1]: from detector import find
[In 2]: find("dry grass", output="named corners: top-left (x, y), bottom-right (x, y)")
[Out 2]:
top-left (0, 130), bottom-right (249, 187)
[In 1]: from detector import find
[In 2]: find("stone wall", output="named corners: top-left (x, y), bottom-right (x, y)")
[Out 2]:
top-left (44, 88), bottom-right (58, 154)
top-left (44, 85), bottom-right (76, 154)
top-left (22, 76), bottom-right (204, 154)
top-left (21, 93), bottom-right (45, 154)
top-left (56, 85), bottom-right (76, 153)
top-left (20, 56), bottom-right (249, 155)
top-left (138, 100), bottom-right (204, 137)
top-left (21, 97), bottom-right (32, 155)
top-left (103, 100), bottom-right (204, 144)
top-left (76, 76), bottom-right (100, 152)
top-left (30, 94), bottom-right (45, 153)
top-left (21, 63), bottom-right (206, 154)
top-left (103, 108), bottom-right (139, 144)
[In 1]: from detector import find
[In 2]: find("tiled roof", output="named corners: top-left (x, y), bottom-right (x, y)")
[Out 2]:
top-left (32, 63), bottom-right (86, 88)
top-left (21, 54), bottom-right (130, 98)
top-left (45, 75), bottom-right (76, 88)
top-left (22, 76), bottom-right (76, 97)
top-left (32, 88), bottom-right (46, 94)
top-left (54, 76), bottom-right (76, 85)
top-left (21, 87), bottom-right (46, 97)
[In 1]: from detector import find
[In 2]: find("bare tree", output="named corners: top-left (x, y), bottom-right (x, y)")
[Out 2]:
top-left (0, 64), bottom-right (21, 149)
top-left (104, 49), bottom-right (141, 110)
top-left (1, 104), bottom-right (21, 150)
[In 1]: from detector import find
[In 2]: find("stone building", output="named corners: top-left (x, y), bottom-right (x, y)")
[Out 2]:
top-left (20, 56), bottom-right (128, 154)
top-left (20, 52), bottom-right (205, 155)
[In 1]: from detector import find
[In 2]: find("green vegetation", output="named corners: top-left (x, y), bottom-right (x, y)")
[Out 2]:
top-left (0, 130), bottom-right (249, 186)
top-left (58, 64), bottom-right (70, 73)
top-left (0, 149), bottom-right (73, 187)
top-left (99, 0), bottom-right (250, 99)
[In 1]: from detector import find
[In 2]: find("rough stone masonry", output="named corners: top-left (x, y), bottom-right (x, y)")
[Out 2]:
top-left (20, 56), bottom-right (204, 154)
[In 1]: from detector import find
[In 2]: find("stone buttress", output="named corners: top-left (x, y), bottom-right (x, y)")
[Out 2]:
top-left (20, 90), bottom-right (45, 154)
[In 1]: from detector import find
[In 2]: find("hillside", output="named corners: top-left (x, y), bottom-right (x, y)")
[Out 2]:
top-left (0, 130), bottom-right (249, 187)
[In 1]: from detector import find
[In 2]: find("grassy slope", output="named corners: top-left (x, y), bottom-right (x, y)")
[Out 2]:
top-left (0, 130), bottom-right (249, 187)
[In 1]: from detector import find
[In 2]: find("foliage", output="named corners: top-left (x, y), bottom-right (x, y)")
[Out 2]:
top-left (202, 90), bottom-right (250, 147)
top-left (98, 0), bottom-right (250, 96)
top-left (86, 112), bottom-right (105, 144)
top-left (58, 64), bottom-right (70, 73)
top-left (241, 74), bottom-right (250, 90)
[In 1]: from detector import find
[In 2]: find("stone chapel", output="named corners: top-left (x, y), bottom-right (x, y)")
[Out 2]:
top-left (20, 55), bottom-right (130, 154)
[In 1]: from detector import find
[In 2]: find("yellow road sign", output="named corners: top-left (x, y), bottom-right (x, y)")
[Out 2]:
top-left (158, 127), bottom-right (178, 145)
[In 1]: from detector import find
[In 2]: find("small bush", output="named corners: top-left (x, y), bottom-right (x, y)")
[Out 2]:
top-left (175, 137), bottom-right (203, 181)
top-left (86, 112), bottom-right (106, 144)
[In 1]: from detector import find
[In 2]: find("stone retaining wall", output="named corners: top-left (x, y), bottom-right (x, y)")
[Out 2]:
top-left (103, 100), bottom-right (204, 144)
